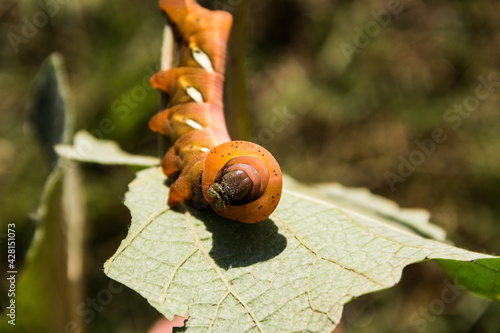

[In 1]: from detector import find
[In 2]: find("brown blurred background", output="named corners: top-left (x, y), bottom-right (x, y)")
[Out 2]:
top-left (1, 0), bottom-right (499, 332)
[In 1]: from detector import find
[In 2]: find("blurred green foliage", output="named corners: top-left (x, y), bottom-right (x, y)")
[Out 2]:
top-left (0, 0), bottom-right (499, 332)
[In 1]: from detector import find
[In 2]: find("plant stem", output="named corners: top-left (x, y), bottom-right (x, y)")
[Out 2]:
top-left (225, 0), bottom-right (251, 140)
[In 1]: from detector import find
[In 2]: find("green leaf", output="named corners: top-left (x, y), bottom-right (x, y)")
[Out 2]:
top-left (437, 258), bottom-right (500, 300)
top-left (1, 54), bottom-right (85, 332)
top-left (1, 163), bottom-right (86, 332)
top-left (55, 130), bottom-right (160, 166)
top-left (28, 53), bottom-right (70, 167)
top-left (104, 167), bottom-right (500, 332)
top-left (299, 178), bottom-right (446, 241)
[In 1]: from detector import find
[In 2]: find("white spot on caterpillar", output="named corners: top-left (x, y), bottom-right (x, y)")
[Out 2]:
top-left (201, 147), bottom-right (210, 153)
top-left (186, 86), bottom-right (204, 103)
top-left (191, 46), bottom-right (214, 72)
top-left (186, 119), bottom-right (203, 130)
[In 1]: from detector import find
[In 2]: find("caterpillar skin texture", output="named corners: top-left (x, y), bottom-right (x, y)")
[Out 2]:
top-left (150, 0), bottom-right (282, 223)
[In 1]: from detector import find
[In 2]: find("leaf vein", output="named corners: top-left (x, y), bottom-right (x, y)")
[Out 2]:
top-left (306, 258), bottom-right (337, 326)
top-left (274, 214), bottom-right (387, 287)
top-left (208, 290), bottom-right (230, 333)
top-left (104, 206), bottom-right (170, 274)
top-left (184, 209), bottom-right (265, 333)
top-left (161, 248), bottom-right (199, 313)
top-left (284, 189), bottom-right (435, 243)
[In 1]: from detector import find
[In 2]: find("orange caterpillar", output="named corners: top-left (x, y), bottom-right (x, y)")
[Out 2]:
top-left (149, 0), bottom-right (282, 223)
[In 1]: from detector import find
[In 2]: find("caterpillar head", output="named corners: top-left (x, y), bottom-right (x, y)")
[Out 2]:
top-left (202, 141), bottom-right (282, 223)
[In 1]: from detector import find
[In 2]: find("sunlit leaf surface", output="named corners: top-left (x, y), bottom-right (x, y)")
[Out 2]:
top-left (104, 167), bottom-right (500, 332)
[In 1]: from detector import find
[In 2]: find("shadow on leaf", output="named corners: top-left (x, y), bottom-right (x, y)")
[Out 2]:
top-left (188, 207), bottom-right (287, 269)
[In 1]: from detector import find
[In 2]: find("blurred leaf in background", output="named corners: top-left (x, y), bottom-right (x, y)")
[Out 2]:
top-left (0, 0), bottom-right (164, 329)
top-left (0, 54), bottom-right (85, 332)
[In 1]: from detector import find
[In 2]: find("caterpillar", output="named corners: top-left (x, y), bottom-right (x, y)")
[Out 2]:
top-left (149, 0), bottom-right (282, 223)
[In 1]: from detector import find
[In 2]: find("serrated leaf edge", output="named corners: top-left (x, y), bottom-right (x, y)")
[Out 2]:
top-left (105, 167), bottom-right (498, 333)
